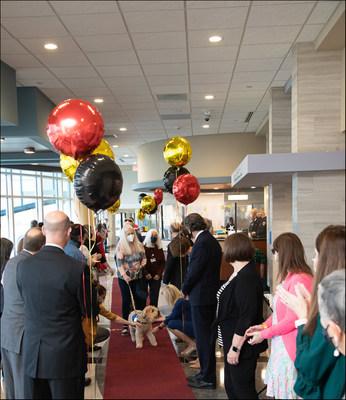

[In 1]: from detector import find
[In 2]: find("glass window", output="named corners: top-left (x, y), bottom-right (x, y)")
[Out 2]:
top-left (42, 178), bottom-right (58, 197)
top-left (43, 199), bottom-right (58, 217)
top-left (13, 197), bottom-right (39, 248)
top-left (62, 180), bottom-right (71, 198)
top-left (1, 173), bottom-right (8, 196)
top-left (12, 174), bottom-right (22, 196)
top-left (21, 175), bottom-right (37, 196)
top-left (1, 197), bottom-right (10, 239)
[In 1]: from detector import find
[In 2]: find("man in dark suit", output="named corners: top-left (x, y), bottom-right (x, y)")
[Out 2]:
top-left (181, 213), bottom-right (222, 389)
top-left (16, 211), bottom-right (87, 399)
top-left (1, 227), bottom-right (45, 399)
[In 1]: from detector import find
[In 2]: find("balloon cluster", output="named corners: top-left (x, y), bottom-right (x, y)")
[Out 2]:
top-left (136, 189), bottom-right (163, 220)
top-left (47, 99), bottom-right (123, 212)
top-left (163, 137), bottom-right (200, 205)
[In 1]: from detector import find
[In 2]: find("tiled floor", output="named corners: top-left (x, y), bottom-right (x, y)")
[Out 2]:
top-left (1, 249), bottom-right (271, 399)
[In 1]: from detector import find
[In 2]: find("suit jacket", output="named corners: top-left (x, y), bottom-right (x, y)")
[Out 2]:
top-left (16, 245), bottom-right (87, 379)
top-left (1, 250), bottom-right (32, 354)
top-left (181, 230), bottom-right (222, 307)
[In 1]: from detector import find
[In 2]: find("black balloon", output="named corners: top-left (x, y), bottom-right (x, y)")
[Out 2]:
top-left (148, 204), bottom-right (158, 214)
top-left (73, 154), bottom-right (123, 211)
top-left (138, 193), bottom-right (147, 204)
top-left (163, 166), bottom-right (190, 193)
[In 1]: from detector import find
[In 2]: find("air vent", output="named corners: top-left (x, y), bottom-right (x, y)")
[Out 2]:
top-left (244, 112), bottom-right (253, 122)
top-left (160, 114), bottom-right (191, 120)
top-left (157, 94), bottom-right (187, 101)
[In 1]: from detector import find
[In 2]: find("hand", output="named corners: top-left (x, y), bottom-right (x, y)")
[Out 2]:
top-left (92, 253), bottom-right (102, 263)
top-left (153, 274), bottom-right (160, 281)
top-left (183, 294), bottom-right (189, 301)
top-left (277, 283), bottom-right (310, 319)
top-left (247, 331), bottom-right (264, 345)
top-left (245, 325), bottom-right (262, 337)
top-left (152, 327), bottom-right (160, 335)
top-left (227, 348), bottom-right (240, 365)
top-left (109, 268), bottom-right (114, 276)
top-left (123, 274), bottom-right (131, 284)
top-left (146, 274), bottom-right (152, 280)
top-left (131, 322), bottom-right (141, 327)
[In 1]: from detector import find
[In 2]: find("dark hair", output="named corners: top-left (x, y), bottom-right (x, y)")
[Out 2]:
top-left (170, 222), bottom-right (181, 233)
top-left (38, 222), bottom-right (44, 228)
top-left (70, 224), bottom-right (86, 243)
top-left (30, 220), bottom-right (38, 228)
top-left (170, 235), bottom-right (191, 258)
top-left (272, 233), bottom-right (313, 282)
top-left (224, 233), bottom-right (254, 263)
top-left (96, 284), bottom-right (107, 297)
top-left (23, 227), bottom-right (46, 252)
top-left (184, 213), bottom-right (206, 232)
top-left (304, 225), bottom-right (345, 337)
top-left (1, 238), bottom-right (13, 271)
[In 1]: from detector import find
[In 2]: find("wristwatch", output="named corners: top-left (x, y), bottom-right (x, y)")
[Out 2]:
top-left (231, 345), bottom-right (239, 353)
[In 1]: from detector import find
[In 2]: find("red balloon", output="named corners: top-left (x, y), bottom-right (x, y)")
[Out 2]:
top-left (153, 188), bottom-right (163, 205)
top-left (47, 99), bottom-right (104, 160)
top-left (173, 174), bottom-right (200, 205)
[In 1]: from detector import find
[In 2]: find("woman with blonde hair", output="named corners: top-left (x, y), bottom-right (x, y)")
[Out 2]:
top-left (115, 223), bottom-right (147, 336)
top-left (142, 229), bottom-right (165, 307)
top-left (153, 284), bottom-right (197, 358)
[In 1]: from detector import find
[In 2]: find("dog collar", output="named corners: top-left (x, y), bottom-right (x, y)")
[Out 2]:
top-left (132, 313), bottom-right (147, 324)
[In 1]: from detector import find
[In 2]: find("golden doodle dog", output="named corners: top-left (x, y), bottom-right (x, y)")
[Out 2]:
top-left (128, 306), bottom-right (161, 348)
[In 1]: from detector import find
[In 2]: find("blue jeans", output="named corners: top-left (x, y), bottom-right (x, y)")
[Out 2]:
top-left (118, 278), bottom-right (147, 321)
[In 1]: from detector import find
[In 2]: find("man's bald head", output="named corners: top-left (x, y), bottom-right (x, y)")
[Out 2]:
top-left (23, 227), bottom-right (46, 253)
top-left (44, 211), bottom-right (70, 233)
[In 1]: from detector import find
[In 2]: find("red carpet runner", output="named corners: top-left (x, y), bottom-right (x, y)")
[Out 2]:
top-left (103, 279), bottom-right (195, 399)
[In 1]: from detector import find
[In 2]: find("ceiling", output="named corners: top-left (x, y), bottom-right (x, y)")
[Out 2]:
top-left (0, 0), bottom-right (342, 167)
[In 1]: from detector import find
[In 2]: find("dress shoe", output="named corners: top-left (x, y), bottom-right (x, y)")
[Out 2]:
top-left (186, 373), bottom-right (202, 382)
top-left (84, 377), bottom-right (92, 387)
top-left (188, 380), bottom-right (216, 389)
top-left (180, 346), bottom-right (197, 356)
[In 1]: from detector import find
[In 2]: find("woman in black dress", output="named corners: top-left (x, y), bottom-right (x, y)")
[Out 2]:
top-left (215, 233), bottom-right (267, 399)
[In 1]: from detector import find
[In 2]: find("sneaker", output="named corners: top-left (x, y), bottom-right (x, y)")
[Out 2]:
top-left (121, 327), bottom-right (128, 336)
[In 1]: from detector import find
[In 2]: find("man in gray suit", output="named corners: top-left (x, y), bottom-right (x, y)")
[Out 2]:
top-left (1, 227), bottom-right (45, 399)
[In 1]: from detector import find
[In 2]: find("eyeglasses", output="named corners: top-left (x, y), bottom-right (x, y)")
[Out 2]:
top-left (271, 248), bottom-right (276, 255)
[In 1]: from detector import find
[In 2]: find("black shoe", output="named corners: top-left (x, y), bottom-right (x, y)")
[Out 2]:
top-left (188, 380), bottom-right (216, 389)
top-left (186, 373), bottom-right (202, 382)
top-left (84, 377), bottom-right (92, 387)
top-left (90, 345), bottom-right (102, 351)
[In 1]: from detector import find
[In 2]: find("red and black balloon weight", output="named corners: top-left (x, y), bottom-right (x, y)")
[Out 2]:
top-left (173, 174), bottom-right (200, 206)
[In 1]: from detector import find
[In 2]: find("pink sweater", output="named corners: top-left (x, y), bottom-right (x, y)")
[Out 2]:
top-left (261, 272), bottom-right (313, 362)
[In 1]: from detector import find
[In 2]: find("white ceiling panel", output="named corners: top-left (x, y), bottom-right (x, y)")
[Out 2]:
top-left (187, 7), bottom-right (248, 30)
top-left (1, 1), bottom-right (54, 17)
top-left (19, 36), bottom-right (81, 54)
top-left (122, 103), bottom-right (157, 110)
top-left (60, 77), bottom-right (106, 89)
top-left (1, 38), bottom-right (29, 55)
top-left (235, 58), bottom-right (283, 72)
top-left (16, 68), bottom-right (56, 80)
top-left (191, 100), bottom-right (226, 108)
top-left (95, 65), bottom-right (143, 77)
top-left (141, 63), bottom-right (188, 76)
top-left (147, 75), bottom-right (188, 86)
top-left (151, 85), bottom-right (189, 94)
top-left (156, 101), bottom-right (190, 111)
top-left (50, 1), bottom-right (119, 15)
top-left (72, 87), bottom-right (112, 97)
top-left (190, 73), bottom-right (231, 85)
top-left (242, 25), bottom-right (302, 45)
top-left (131, 31), bottom-right (186, 50)
top-left (35, 52), bottom-right (91, 68)
top-left (49, 66), bottom-right (99, 79)
top-left (118, 1), bottom-right (183, 12)
top-left (296, 24), bottom-right (324, 42)
top-left (187, 1), bottom-right (250, 9)
top-left (189, 60), bottom-right (235, 74)
top-left (39, 87), bottom-right (74, 98)
top-left (111, 86), bottom-right (151, 96)
top-left (307, 1), bottom-right (339, 24)
top-left (17, 78), bottom-right (65, 88)
top-left (188, 28), bottom-right (243, 48)
top-left (1, 26), bottom-right (11, 39)
top-left (74, 34), bottom-right (133, 53)
top-left (117, 95), bottom-right (154, 103)
top-left (248, 3), bottom-right (314, 27)
top-left (122, 10), bottom-right (185, 33)
top-left (233, 70), bottom-right (276, 83)
top-left (86, 50), bottom-right (139, 66)
top-left (103, 76), bottom-right (148, 87)
top-left (189, 46), bottom-right (238, 63)
top-left (137, 49), bottom-right (187, 64)
top-left (238, 43), bottom-right (292, 60)
top-left (1, 54), bottom-right (43, 68)
top-left (191, 92), bottom-right (227, 101)
top-left (191, 83), bottom-right (230, 93)
top-left (1, 16), bottom-right (69, 38)
top-left (59, 13), bottom-right (126, 36)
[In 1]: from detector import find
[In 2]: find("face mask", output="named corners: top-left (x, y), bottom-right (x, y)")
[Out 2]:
top-left (127, 234), bottom-right (134, 243)
top-left (151, 236), bottom-right (157, 243)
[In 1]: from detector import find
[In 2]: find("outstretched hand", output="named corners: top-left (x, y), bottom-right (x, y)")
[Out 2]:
top-left (277, 282), bottom-right (311, 319)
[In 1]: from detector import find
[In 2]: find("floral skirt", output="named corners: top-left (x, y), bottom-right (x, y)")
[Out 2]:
top-left (265, 335), bottom-right (299, 399)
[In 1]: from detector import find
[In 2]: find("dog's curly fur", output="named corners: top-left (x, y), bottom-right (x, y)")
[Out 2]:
top-left (128, 306), bottom-right (161, 348)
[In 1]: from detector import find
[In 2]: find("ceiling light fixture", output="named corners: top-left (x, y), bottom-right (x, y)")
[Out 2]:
top-left (228, 194), bottom-right (248, 201)
top-left (119, 127), bottom-right (127, 131)
top-left (214, 187), bottom-right (219, 190)
top-left (112, 145), bottom-right (119, 148)
top-left (209, 35), bottom-right (222, 43)
top-left (124, 154), bottom-right (129, 157)
top-left (251, 186), bottom-right (256, 189)
top-left (0, 137), bottom-right (5, 141)
top-left (202, 124), bottom-right (210, 128)
top-left (94, 98), bottom-right (104, 103)
top-left (205, 95), bottom-right (214, 100)
top-left (24, 147), bottom-right (36, 154)
top-left (44, 43), bottom-right (58, 50)
top-left (31, 163), bottom-right (39, 166)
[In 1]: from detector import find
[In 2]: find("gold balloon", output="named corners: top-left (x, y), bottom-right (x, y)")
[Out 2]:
top-left (141, 196), bottom-right (156, 213)
top-left (107, 198), bottom-right (121, 214)
top-left (137, 209), bottom-right (146, 221)
top-left (91, 139), bottom-right (114, 160)
top-left (163, 137), bottom-right (192, 168)
top-left (60, 154), bottom-right (79, 182)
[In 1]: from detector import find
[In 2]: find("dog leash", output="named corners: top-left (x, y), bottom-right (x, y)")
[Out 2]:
top-left (126, 280), bottom-right (147, 324)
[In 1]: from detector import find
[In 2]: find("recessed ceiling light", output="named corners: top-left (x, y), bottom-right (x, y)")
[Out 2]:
top-left (44, 43), bottom-right (58, 50)
top-left (202, 124), bottom-right (210, 128)
top-left (209, 35), bottom-right (222, 43)
top-left (205, 95), bottom-right (214, 100)
top-left (251, 186), bottom-right (256, 189)
top-left (31, 163), bottom-right (38, 166)
top-left (24, 147), bottom-right (35, 154)
top-left (0, 137), bottom-right (5, 141)
top-left (124, 154), bottom-right (129, 157)
top-left (214, 187), bottom-right (219, 190)
top-left (94, 98), bottom-right (104, 103)
top-left (133, 161), bottom-right (137, 165)
top-left (112, 145), bottom-right (119, 148)
top-left (119, 127), bottom-right (127, 131)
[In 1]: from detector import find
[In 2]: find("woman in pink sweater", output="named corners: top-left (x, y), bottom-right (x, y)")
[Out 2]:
top-left (246, 233), bottom-right (313, 399)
